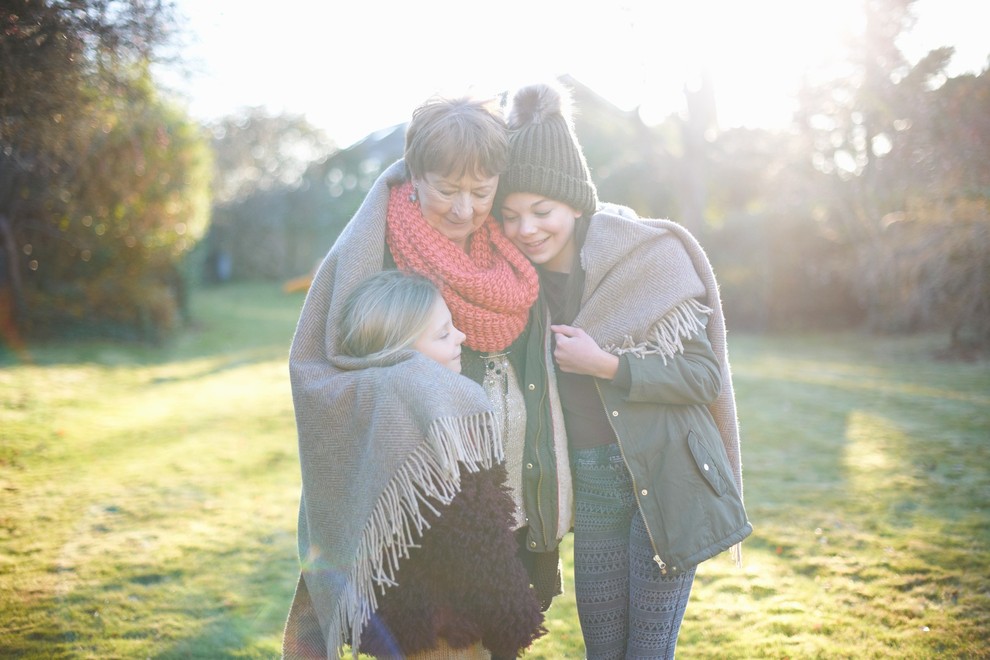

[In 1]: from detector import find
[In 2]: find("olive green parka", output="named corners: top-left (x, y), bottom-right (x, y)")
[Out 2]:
top-left (570, 208), bottom-right (752, 574)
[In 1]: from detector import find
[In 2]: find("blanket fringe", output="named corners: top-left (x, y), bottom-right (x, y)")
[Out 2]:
top-left (325, 411), bottom-right (500, 658)
top-left (730, 542), bottom-right (743, 568)
top-left (604, 298), bottom-right (712, 364)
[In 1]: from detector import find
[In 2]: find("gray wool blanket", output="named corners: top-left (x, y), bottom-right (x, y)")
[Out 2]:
top-left (281, 157), bottom-right (509, 658)
top-left (282, 349), bottom-right (502, 659)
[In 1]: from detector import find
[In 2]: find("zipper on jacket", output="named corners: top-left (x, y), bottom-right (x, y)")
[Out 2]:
top-left (594, 379), bottom-right (669, 575)
top-left (533, 310), bottom-right (557, 551)
top-left (534, 398), bottom-right (548, 549)
top-left (535, 334), bottom-right (557, 551)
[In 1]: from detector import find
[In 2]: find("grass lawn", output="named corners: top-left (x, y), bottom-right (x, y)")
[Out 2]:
top-left (1, 282), bottom-right (988, 659)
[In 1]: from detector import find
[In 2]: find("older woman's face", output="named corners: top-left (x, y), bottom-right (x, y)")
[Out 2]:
top-left (411, 171), bottom-right (499, 251)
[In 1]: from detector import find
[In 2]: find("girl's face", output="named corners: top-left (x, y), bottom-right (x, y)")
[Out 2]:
top-left (411, 171), bottom-right (499, 251)
top-left (499, 192), bottom-right (580, 273)
top-left (413, 296), bottom-right (466, 373)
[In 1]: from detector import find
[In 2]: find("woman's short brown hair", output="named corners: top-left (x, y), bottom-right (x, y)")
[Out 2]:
top-left (404, 96), bottom-right (508, 180)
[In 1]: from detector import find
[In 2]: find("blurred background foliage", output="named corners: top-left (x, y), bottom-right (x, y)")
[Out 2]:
top-left (1, 0), bottom-right (210, 345)
top-left (1, 0), bottom-right (987, 354)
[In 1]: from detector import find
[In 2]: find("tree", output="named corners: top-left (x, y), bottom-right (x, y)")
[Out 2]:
top-left (202, 109), bottom-right (336, 282)
top-left (0, 0), bottom-right (178, 177)
top-left (0, 0), bottom-right (214, 344)
top-left (790, 0), bottom-right (990, 350)
top-left (879, 69), bottom-right (990, 350)
top-left (10, 69), bottom-right (211, 341)
top-left (207, 108), bottom-right (335, 205)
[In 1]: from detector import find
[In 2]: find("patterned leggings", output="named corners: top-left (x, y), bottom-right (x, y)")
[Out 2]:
top-left (571, 444), bottom-right (695, 660)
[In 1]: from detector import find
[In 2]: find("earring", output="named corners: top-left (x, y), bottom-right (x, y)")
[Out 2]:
top-left (408, 187), bottom-right (419, 204)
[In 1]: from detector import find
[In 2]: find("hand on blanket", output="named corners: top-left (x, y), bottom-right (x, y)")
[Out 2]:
top-left (550, 324), bottom-right (619, 380)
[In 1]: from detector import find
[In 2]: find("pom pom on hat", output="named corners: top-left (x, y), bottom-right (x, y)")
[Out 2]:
top-left (496, 81), bottom-right (598, 219)
top-left (507, 83), bottom-right (571, 128)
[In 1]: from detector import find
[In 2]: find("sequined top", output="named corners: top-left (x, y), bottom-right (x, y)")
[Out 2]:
top-left (462, 346), bottom-right (527, 529)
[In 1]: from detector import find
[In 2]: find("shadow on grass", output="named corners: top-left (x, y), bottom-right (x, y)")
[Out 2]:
top-left (12, 528), bottom-right (301, 659)
top-left (728, 336), bottom-right (990, 654)
top-left (147, 353), bottom-right (278, 385)
top-left (736, 338), bottom-right (989, 515)
top-left (152, 536), bottom-right (299, 659)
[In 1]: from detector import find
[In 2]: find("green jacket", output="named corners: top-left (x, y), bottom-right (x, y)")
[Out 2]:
top-left (596, 316), bottom-right (752, 574)
top-left (518, 292), bottom-right (568, 553)
top-left (463, 294), bottom-right (570, 610)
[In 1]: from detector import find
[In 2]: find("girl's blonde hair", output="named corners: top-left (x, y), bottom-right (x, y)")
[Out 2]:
top-left (338, 271), bottom-right (441, 361)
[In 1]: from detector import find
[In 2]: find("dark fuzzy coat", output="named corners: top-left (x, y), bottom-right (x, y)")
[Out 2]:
top-left (358, 463), bottom-right (545, 658)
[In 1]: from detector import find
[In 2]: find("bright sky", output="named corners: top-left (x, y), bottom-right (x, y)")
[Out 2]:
top-left (157, 0), bottom-right (989, 147)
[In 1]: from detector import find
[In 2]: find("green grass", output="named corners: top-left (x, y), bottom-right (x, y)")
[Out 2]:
top-left (2, 283), bottom-right (988, 658)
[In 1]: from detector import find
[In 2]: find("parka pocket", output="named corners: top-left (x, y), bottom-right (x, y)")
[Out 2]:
top-left (687, 430), bottom-right (727, 497)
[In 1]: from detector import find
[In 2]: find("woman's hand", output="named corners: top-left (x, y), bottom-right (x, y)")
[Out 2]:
top-left (550, 324), bottom-right (619, 380)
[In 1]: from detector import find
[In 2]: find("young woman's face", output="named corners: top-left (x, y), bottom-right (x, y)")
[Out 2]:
top-left (411, 171), bottom-right (499, 251)
top-left (412, 296), bottom-right (466, 373)
top-left (499, 192), bottom-right (580, 273)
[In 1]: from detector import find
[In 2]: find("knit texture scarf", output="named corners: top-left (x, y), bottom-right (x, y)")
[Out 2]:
top-left (576, 208), bottom-right (744, 557)
top-left (386, 180), bottom-right (539, 352)
top-left (282, 350), bottom-right (502, 659)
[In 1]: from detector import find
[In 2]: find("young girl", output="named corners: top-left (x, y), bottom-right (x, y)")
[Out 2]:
top-left (283, 270), bottom-right (544, 659)
top-left (496, 82), bottom-right (752, 660)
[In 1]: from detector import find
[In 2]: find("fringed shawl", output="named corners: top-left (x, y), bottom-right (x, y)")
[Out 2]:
top-left (282, 159), bottom-right (509, 658)
top-left (283, 349), bottom-right (502, 659)
top-left (576, 208), bottom-right (744, 513)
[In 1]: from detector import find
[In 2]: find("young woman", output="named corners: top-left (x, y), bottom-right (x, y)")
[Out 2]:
top-left (496, 82), bottom-right (752, 660)
top-left (284, 270), bottom-right (544, 658)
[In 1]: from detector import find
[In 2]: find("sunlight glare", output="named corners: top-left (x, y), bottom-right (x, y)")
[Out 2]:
top-left (618, 0), bottom-right (865, 128)
top-left (163, 0), bottom-right (986, 146)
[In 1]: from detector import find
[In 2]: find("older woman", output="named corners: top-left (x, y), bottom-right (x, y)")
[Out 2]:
top-left (283, 94), bottom-right (571, 658)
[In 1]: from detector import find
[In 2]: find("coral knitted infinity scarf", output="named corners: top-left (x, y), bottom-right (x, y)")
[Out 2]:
top-left (386, 180), bottom-right (539, 352)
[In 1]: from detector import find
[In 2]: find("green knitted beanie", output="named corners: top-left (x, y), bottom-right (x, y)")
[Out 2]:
top-left (496, 83), bottom-right (598, 219)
